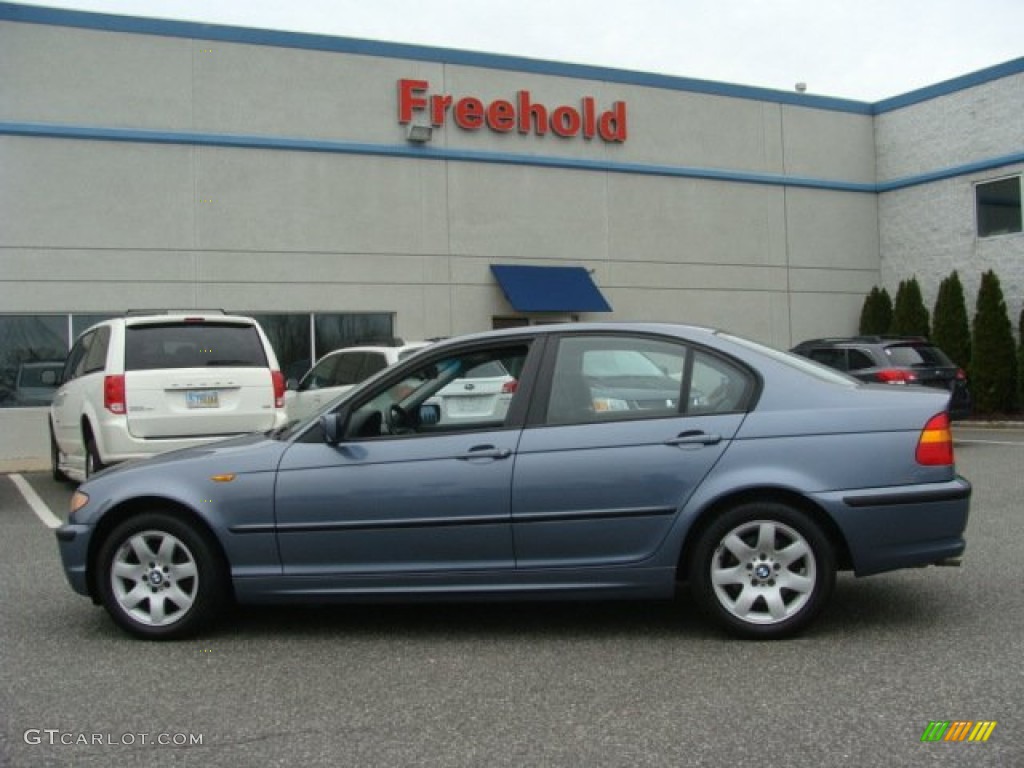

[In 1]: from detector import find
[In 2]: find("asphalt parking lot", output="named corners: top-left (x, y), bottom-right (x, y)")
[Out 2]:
top-left (1, 427), bottom-right (1021, 768)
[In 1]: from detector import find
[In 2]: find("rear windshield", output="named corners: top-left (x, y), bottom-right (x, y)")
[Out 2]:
top-left (885, 344), bottom-right (953, 367)
top-left (126, 323), bottom-right (268, 371)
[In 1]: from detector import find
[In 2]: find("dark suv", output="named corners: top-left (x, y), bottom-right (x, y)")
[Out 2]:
top-left (791, 336), bottom-right (971, 419)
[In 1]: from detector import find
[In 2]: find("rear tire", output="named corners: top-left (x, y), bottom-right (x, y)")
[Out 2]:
top-left (84, 432), bottom-right (105, 478)
top-left (96, 512), bottom-right (228, 640)
top-left (49, 424), bottom-right (68, 483)
top-left (689, 501), bottom-right (835, 639)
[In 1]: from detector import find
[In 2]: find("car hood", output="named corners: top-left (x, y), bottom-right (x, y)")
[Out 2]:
top-left (85, 431), bottom-right (288, 486)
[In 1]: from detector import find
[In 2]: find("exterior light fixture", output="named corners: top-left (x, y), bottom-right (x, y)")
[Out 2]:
top-left (406, 123), bottom-right (433, 143)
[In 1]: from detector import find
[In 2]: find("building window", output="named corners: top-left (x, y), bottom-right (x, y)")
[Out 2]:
top-left (0, 311), bottom-right (394, 408)
top-left (0, 315), bottom-right (68, 408)
top-left (976, 176), bottom-right (1022, 238)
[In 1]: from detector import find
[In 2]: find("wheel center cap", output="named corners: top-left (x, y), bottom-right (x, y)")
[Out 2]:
top-left (755, 564), bottom-right (772, 580)
top-left (148, 571), bottom-right (164, 586)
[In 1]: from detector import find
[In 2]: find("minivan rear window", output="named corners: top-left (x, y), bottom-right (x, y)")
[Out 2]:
top-left (126, 323), bottom-right (268, 370)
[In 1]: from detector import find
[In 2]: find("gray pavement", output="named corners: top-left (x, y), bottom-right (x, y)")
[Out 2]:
top-left (0, 428), bottom-right (1021, 767)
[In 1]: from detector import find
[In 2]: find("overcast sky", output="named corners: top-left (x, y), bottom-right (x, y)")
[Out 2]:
top-left (10, 0), bottom-right (1024, 101)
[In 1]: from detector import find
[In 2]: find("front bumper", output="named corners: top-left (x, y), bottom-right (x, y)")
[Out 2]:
top-left (55, 523), bottom-right (93, 597)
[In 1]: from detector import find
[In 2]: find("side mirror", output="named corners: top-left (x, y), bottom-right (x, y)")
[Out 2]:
top-left (319, 405), bottom-right (351, 445)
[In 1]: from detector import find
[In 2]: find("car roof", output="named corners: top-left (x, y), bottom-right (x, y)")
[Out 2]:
top-left (795, 335), bottom-right (931, 347)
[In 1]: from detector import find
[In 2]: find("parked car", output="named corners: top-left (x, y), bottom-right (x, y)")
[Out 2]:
top-left (56, 323), bottom-right (970, 641)
top-left (284, 342), bottom-right (430, 422)
top-left (12, 360), bottom-right (64, 406)
top-left (790, 336), bottom-right (972, 419)
top-left (50, 312), bottom-right (287, 482)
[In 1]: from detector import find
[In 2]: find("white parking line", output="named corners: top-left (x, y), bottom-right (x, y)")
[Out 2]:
top-left (9, 474), bottom-right (63, 529)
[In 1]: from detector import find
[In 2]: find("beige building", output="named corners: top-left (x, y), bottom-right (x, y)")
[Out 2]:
top-left (1, 3), bottom-right (1022, 463)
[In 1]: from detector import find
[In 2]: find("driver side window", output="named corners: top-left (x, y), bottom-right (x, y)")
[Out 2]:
top-left (345, 344), bottom-right (528, 438)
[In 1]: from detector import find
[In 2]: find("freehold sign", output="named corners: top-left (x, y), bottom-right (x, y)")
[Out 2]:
top-left (398, 79), bottom-right (628, 142)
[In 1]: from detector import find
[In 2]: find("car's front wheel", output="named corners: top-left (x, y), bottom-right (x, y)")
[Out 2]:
top-left (96, 512), bottom-right (228, 640)
top-left (689, 502), bottom-right (835, 639)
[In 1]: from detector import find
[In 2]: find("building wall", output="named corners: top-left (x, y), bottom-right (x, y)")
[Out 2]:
top-left (876, 71), bottom-right (1024, 321)
top-left (1, 14), bottom-right (880, 352)
top-left (3, 6), bottom-right (1020, 464)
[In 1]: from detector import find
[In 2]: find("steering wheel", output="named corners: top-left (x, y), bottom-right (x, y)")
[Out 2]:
top-left (386, 403), bottom-right (413, 434)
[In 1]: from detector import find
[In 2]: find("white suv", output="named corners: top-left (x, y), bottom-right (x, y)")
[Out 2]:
top-left (50, 312), bottom-right (287, 481)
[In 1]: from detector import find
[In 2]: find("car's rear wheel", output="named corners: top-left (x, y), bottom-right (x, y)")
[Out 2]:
top-left (689, 502), bottom-right (835, 639)
top-left (96, 512), bottom-right (227, 640)
top-left (49, 424), bottom-right (68, 483)
top-left (84, 431), bottom-right (104, 478)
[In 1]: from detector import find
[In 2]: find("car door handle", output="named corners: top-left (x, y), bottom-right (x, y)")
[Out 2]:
top-left (456, 445), bottom-right (513, 461)
top-left (665, 430), bottom-right (722, 447)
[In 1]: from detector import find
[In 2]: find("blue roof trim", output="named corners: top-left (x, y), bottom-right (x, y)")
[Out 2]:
top-left (877, 151), bottom-right (1024, 192)
top-left (874, 57), bottom-right (1024, 114)
top-left (0, 2), bottom-right (872, 114)
top-left (491, 265), bottom-right (612, 313)
top-left (0, 120), bottom-right (880, 192)
top-left (4, 121), bottom-right (1021, 193)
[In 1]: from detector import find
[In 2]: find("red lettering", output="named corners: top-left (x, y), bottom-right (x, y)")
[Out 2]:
top-left (486, 99), bottom-right (516, 132)
top-left (582, 97), bottom-right (596, 139)
top-left (599, 101), bottom-right (628, 142)
top-left (517, 91), bottom-right (548, 135)
top-left (454, 97), bottom-right (484, 129)
top-left (551, 106), bottom-right (581, 138)
top-left (397, 79), bottom-right (428, 123)
top-left (397, 79), bottom-right (627, 142)
top-left (431, 94), bottom-right (452, 126)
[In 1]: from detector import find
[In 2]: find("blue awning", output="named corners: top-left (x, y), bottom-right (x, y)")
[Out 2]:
top-left (490, 265), bottom-right (612, 313)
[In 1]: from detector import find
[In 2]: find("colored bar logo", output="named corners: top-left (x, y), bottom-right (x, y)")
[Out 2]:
top-left (921, 721), bottom-right (997, 742)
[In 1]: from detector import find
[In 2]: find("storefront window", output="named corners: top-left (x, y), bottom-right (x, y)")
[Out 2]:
top-left (0, 311), bottom-right (395, 407)
top-left (0, 315), bottom-right (68, 407)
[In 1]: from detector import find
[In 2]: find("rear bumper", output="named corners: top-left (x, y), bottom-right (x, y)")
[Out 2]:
top-left (812, 476), bottom-right (971, 577)
top-left (97, 412), bottom-right (287, 465)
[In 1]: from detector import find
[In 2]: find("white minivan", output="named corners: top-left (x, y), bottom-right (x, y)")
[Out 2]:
top-left (50, 312), bottom-right (287, 482)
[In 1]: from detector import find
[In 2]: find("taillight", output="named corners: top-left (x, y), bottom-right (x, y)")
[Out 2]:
top-left (876, 369), bottom-right (916, 385)
top-left (271, 370), bottom-right (285, 408)
top-left (955, 368), bottom-right (967, 381)
top-left (104, 374), bottom-right (126, 414)
top-left (501, 379), bottom-right (518, 395)
top-left (916, 412), bottom-right (954, 466)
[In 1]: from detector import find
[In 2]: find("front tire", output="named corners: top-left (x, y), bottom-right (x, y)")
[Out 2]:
top-left (96, 512), bottom-right (227, 640)
top-left (689, 502), bottom-right (835, 639)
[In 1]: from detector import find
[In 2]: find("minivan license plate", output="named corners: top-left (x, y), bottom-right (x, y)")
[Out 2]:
top-left (186, 389), bottom-right (219, 409)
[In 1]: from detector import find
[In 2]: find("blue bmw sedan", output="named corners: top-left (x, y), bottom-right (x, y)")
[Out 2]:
top-left (55, 324), bottom-right (970, 640)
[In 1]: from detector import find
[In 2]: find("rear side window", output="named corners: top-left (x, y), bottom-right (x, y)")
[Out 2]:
top-left (125, 323), bottom-right (268, 370)
top-left (82, 326), bottom-right (110, 374)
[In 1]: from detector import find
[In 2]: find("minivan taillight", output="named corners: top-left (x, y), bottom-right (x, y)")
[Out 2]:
top-left (271, 371), bottom-right (285, 408)
top-left (916, 412), bottom-right (954, 466)
top-left (104, 374), bottom-right (126, 415)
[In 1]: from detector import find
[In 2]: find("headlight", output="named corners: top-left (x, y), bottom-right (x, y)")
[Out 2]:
top-left (69, 490), bottom-right (89, 519)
